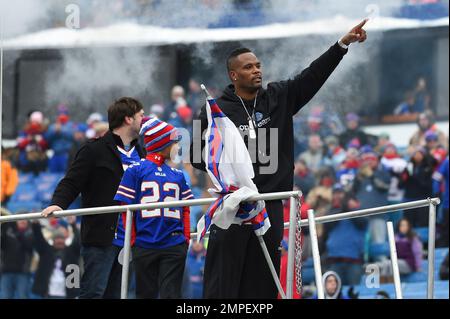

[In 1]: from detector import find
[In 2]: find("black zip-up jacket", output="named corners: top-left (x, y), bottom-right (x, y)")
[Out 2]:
top-left (50, 131), bottom-right (144, 246)
top-left (31, 222), bottom-right (80, 298)
top-left (0, 223), bottom-right (33, 273)
top-left (191, 42), bottom-right (347, 193)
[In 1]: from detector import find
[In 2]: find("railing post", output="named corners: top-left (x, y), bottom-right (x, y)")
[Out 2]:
top-left (307, 209), bottom-right (324, 299)
top-left (427, 199), bottom-right (436, 299)
top-left (286, 195), bottom-right (297, 299)
top-left (121, 208), bottom-right (133, 299)
top-left (387, 221), bottom-right (403, 299)
top-left (257, 236), bottom-right (287, 299)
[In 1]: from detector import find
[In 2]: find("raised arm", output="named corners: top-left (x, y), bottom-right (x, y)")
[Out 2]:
top-left (31, 221), bottom-right (51, 254)
top-left (286, 19), bottom-right (368, 115)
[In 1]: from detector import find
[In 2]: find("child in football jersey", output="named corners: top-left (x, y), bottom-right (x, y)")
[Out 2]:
top-left (114, 118), bottom-right (193, 299)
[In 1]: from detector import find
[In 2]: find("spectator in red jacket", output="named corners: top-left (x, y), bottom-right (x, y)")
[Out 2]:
top-left (16, 111), bottom-right (49, 174)
top-left (279, 240), bottom-right (301, 299)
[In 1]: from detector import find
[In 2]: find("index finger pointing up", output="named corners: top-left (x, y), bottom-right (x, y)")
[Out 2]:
top-left (355, 18), bottom-right (369, 29)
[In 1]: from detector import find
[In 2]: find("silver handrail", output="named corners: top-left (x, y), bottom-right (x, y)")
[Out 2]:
top-left (0, 195), bottom-right (440, 299)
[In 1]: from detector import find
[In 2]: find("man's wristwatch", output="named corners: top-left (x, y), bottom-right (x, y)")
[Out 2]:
top-left (338, 38), bottom-right (349, 50)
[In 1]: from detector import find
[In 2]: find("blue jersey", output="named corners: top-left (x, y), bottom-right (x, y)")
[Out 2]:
top-left (114, 156), bottom-right (194, 249)
top-left (117, 145), bottom-right (141, 170)
top-left (433, 157), bottom-right (449, 209)
top-left (112, 146), bottom-right (141, 247)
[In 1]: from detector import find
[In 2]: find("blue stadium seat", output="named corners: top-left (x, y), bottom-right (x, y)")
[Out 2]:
top-left (415, 227), bottom-right (429, 243)
top-left (37, 172), bottom-right (64, 184)
top-left (67, 196), bottom-right (81, 210)
top-left (369, 242), bottom-right (390, 259)
top-left (6, 200), bottom-right (42, 213)
top-left (301, 268), bottom-right (315, 285)
top-left (401, 281), bottom-right (449, 299)
top-left (303, 259), bottom-right (314, 268)
top-left (402, 271), bottom-right (427, 283)
top-left (34, 172), bottom-right (64, 204)
top-left (18, 172), bottom-right (35, 184)
top-left (9, 184), bottom-right (39, 203)
top-left (37, 183), bottom-right (58, 203)
top-left (6, 172), bottom-right (41, 213)
top-left (332, 280), bottom-right (448, 299)
top-left (301, 258), bottom-right (315, 285)
top-left (435, 252), bottom-right (446, 270)
top-left (352, 283), bottom-right (396, 299)
top-left (434, 281), bottom-right (450, 299)
top-left (435, 248), bottom-right (449, 260)
top-left (403, 282), bottom-right (427, 299)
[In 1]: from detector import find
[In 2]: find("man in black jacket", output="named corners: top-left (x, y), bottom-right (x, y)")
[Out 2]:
top-left (338, 112), bottom-right (370, 148)
top-left (31, 216), bottom-right (80, 299)
top-left (0, 218), bottom-right (33, 299)
top-left (41, 97), bottom-right (145, 298)
top-left (191, 20), bottom-right (368, 298)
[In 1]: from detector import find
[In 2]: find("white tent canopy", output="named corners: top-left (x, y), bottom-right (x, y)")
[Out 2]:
top-left (3, 15), bottom-right (449, 50)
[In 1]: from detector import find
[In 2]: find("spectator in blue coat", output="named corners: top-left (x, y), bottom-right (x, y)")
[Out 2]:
top-left (45, 105), bottom-right (76, 173)
top-left (394, 91), bottom-right (416, 115)
top-left (353, 149), bottom-right (390, 245)
top-left (184, 241), bottom-right (206, 299)
top-left (433, 156), bottom-right (449, 247)
top-left (324, 193), bottom-right (368, 285)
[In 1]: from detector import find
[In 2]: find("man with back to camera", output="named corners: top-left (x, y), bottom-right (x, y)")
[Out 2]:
top-left (191, 20), bottom-right (368, 298)
top-left (41, 97), bottom-right (145, 298)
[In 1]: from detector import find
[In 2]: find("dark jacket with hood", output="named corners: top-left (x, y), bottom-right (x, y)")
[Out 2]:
top-left (191, 42), bottom-right (347, 194)
top-left (0, 222), bottom-right (33, 273)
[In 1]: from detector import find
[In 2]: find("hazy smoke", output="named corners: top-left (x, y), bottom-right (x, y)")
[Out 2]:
top-left (43, 46), bottom-right (162, 118)
top-left (1, 0), bottom-right (404, 38)
top-left (251, 31), bottom-right (383, 120)
top-left (188, 18), bottom-right (384, 120)
top-left (1, 0), bottom-right (423, 124)
top-left (1, 0), bottom-right (52, 38)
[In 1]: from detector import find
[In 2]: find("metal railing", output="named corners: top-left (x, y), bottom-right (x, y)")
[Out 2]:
top-left (0, 194), bottom-right (441, 299)
top-left (0, 190), bottom-right (302, 299)
top-left (301, 197), bottom-right (440, 299)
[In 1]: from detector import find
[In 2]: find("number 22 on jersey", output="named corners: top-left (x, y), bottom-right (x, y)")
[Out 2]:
top-left (140, 181), bottom-right (180, 219)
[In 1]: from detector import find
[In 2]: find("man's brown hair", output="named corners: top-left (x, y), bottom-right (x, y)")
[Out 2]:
top-left (108, 97), bottom-right (144, 130)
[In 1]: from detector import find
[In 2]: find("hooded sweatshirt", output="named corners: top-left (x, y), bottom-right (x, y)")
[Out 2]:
top-left (191, 42), bottom-right (347, 193)
top-left (322, 271), bottom-right (348, 299)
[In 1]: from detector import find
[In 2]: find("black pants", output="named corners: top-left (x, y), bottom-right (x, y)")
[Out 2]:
top-left (438, 208), bottom-right (449, 248)
top-left (79, 245), bottom-right (121, 299)
top-left (203, 200), bottom-right (284, 299)
top-left (132, 243), bottom-right (188, 299)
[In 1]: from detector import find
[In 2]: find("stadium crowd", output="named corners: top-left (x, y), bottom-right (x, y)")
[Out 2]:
top-left (0, 78), bottom-right (449, 299)
top-left (25, 0), bottom-right (448, 34)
